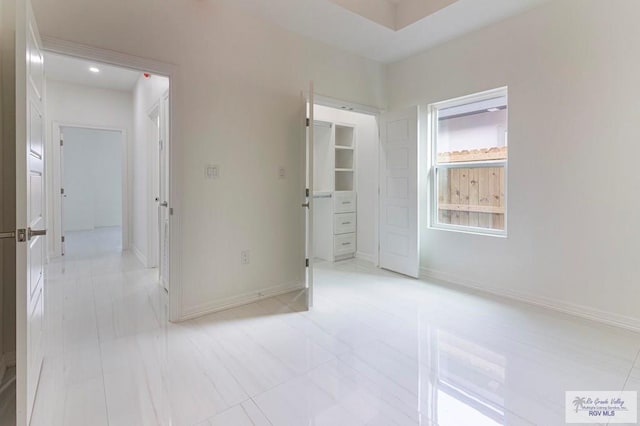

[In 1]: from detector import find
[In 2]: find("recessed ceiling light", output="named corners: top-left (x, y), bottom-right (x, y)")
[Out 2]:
top-left (89, 67), bottom-right (100, 73)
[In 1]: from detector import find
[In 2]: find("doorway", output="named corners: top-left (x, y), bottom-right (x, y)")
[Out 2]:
top-left (310, 101), bottom-right (381, 267)
top-left (147, 91), bottom-right (170, 292)
top-left (58, 126), bottom-right (125, 257)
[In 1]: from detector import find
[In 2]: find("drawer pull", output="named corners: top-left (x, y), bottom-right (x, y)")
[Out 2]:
top-left (342, 201), bottom-right (351, 204)
top-left (342, 221), bottom-right (351, 225)
top-left (341, 242), bottom-right (351, 246)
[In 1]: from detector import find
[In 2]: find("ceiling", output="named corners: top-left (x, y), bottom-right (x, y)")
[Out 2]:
top-left (229, 0), bottom-right (552, 63)
top-left (44, 52), bottom-right (140, 92)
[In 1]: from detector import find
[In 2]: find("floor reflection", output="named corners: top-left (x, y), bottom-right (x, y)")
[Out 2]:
top-left (30, 236), bottom-right (640, 426)
top-left (422, 329), bottom-right (506, 425)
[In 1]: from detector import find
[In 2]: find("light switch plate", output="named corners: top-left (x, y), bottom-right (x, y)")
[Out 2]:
top-left (205, 164), bottom-right (220, 179)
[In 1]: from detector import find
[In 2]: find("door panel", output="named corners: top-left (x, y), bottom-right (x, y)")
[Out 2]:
top-left (302, 82), bottom-right (314, 309)
top-left (16, 1), bottom-right (46, 423)
top-left (379, 107), bottom-right (419, 278)
top-left (159, 93), bottom-right (170, 291)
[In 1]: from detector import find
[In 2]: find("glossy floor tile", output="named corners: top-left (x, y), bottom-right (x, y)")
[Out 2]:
top-left (30, 227), bottom-right (640, 426)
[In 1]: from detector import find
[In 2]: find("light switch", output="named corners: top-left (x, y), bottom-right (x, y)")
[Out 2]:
top-left (205, 164), bottom-right (219, 179)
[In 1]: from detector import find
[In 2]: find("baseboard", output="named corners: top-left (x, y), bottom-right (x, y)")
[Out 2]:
top-left (132, 245), bottom-right (147, 267)
top-left (355, 251), bottom-right (377, 264)
top-left (180, 281), bottom-right (305, 321)
top-left (420, 267), bottom-right (640, 333)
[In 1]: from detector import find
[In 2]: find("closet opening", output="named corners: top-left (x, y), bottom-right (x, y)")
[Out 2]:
top-left (310, 101), bottom-right (380, 276)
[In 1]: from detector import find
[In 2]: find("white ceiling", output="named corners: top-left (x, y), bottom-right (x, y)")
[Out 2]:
top-left (44, 52), bottom-right (140, 92)
top-left (229, 0), bottom-right (552, 63)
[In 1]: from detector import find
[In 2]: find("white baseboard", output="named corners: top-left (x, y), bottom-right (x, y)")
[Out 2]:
top-left (355, 251), bottom-right (377, 264)
top-left (420, 267), bottom-right (640, 333)
top-left (132, 245), bottom-right (147, 267)
top-left (180, 281), bottom-right (305, 321)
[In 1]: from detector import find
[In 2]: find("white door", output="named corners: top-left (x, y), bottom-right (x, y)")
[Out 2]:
top-left (59, 130), bottom-right (65, 255)
top-left (379, 107), bottom-right (420, 278)
top-left (15, 0), bottom-right (46, 423)
top-left (149, 109), bottom-right (160, 268)
top-left (158, 92), bottom-right (170, 291)
top-left (302, 82), bottom-right (314, 308)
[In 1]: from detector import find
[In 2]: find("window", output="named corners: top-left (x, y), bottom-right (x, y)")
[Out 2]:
top-left (429, 87), bottom-right (508, 235)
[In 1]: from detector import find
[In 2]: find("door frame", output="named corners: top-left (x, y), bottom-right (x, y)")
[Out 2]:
top-left (313, 94), bottom-right (382, 266)
top-left (50, 122), bottom-right (128, 256)
top-left (146, 103), bottom-right (160, 268)
top-left (41, 36), bottom-right (182, 322)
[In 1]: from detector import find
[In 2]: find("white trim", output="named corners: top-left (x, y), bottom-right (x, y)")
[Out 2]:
top-left (146, 103), bottom-right (160, 269)
top-left (180, 282), bottom-right (305, 321)
top-left (41, 37), bottom-right (183, 323)
top-left (41, 36), bottom-right (178, 77)
top-left (50, 123), bottom-right (129, 258)
top-left (420, 267), bottom-right (640, 333)
top-left (314, 94), bottom-right (382, 116)
top-left (131, 245), bottom-right (148, 268)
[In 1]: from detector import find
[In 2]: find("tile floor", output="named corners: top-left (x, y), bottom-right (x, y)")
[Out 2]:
top-left (29, 227), bottom-right (640, 426)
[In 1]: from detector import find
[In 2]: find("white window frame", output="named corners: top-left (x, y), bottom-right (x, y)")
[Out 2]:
top-left (428, 87), bottom-right (508, 237)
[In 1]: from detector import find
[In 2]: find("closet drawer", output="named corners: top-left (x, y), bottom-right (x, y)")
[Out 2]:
top-left (334, 192), bottom-right (356, 213)
top-left (334, 213), bottom-right (356, 235)
top-left (334, 233), bottom-right (356, 256)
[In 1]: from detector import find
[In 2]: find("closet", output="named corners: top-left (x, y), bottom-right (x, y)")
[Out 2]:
top-left (313, 120), bottom-right (357, 261)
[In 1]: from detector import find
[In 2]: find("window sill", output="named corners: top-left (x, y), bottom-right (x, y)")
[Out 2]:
top-left (428, 224), bottom-right (507, 238)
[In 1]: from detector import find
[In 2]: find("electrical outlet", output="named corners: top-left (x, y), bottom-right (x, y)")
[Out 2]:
top-left (241, 250), bottom-right (250, 265)
top-left (278, 166), bottom-right (286, 179)
top-left (205, 164), bottom-right (220, 179)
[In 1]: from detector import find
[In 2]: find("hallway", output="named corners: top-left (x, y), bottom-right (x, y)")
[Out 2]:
top-left (30, 229), bottom-right (640, 426)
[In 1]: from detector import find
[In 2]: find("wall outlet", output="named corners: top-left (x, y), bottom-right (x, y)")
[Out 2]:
top-left (205, 164), bottom-right (220, 179)
top-left (241, 250), bottom-right (250, 265)
top-left (278, 166), bottom-right (286, 179)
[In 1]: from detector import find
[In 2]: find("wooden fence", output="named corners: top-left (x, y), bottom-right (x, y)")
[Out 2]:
top-left (437, 147), bottom-right (506, 230)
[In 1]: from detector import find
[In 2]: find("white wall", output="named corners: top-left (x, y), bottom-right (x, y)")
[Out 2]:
top-left (62, 127), bottom-right (122, 231)
top-left (386, 0), bottom-right (640, 328)
top-left (314, 105), bottom-right (379, 262)
top-left (32, 0), bottom-right (385, 318)
top-left (132, 75), bottom-right (169, 266)
top-left (45, 79), bottom-right (133, 255)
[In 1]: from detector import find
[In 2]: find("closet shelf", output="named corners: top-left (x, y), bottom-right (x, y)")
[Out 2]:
top-left (335, 168), bottom-right (354, 172)
top-left (335, 146), bottom-right (354, 151)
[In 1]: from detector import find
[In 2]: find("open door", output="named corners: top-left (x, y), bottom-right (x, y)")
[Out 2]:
top-left (302, 82), bottom-right (314, 309)
top-left (15, 0), bottom-right (46, 423)
top-left (158, 92), bottom-right (170, 292)
top-left (379, 107), bottom-right (420, 278)
top-left (59, 130), bottom-right (65, 255)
